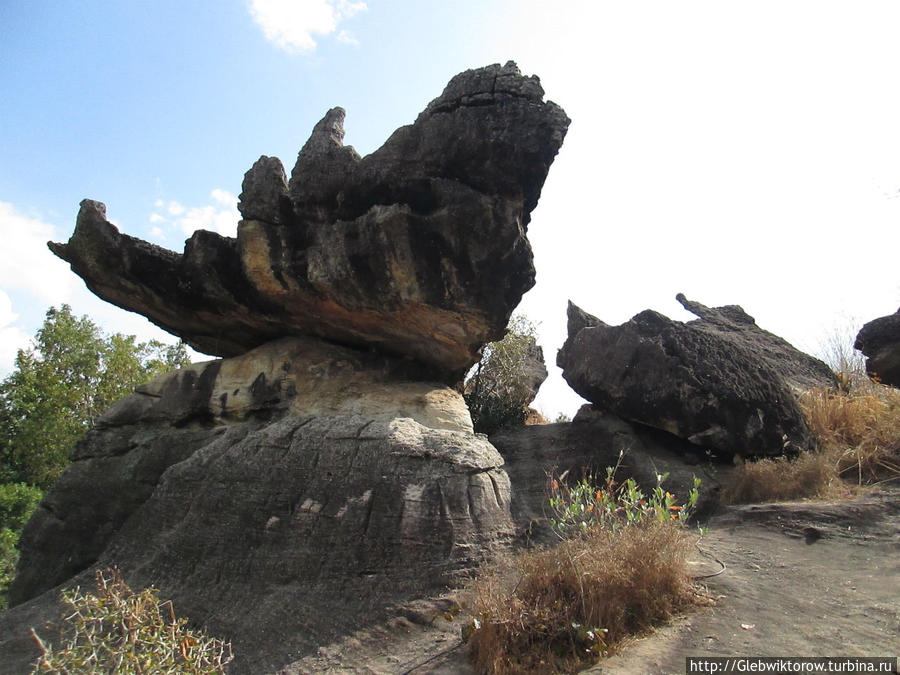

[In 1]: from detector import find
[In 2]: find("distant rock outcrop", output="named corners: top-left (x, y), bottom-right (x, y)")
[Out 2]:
top-left (48, 62), bottom-right (569, 381)
top-left (2, 338), bottom-right (514, 673)
top-left (557, 296), bottom-right (834, 459)
top-left (855, 308), bottom-right (900, 387)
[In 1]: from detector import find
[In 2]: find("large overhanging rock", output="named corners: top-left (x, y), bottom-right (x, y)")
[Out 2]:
top-left (854, 308), bottom-right (900, 387)
top-left (557, 295), bottom-right (835, 459)
top-left (48, 62), bottom-right (569, 380)
top-left (1, 337), bottom-right (514, 673)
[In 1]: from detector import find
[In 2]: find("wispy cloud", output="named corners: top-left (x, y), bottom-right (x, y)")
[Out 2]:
top-left (336, 29), bottom-right (359, 46)
top-left (0, 202), bottom-right (86, 374)
top-left (0, 202), bottom-right (76, 304)
top-left (0, 290), bottom-right (29, 373)
top-left (148, 189), bottom-right (240, 241)
top-left (249, 0), bottom-right (367, 52)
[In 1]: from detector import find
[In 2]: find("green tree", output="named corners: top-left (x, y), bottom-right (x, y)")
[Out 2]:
top-left (464, 315), bottom-right (542, 435)
top-left (0, 305), bottom-right (190, 490)
top-left (0, 482), bottom-right (42, 609)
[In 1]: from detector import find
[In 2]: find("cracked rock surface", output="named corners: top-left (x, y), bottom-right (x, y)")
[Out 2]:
top-left (48, 62), bottom-right (569, 380)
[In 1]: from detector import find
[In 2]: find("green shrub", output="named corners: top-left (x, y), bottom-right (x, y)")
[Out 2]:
top-left (548, 465), bottom-right (701, 537)
top-left (465, 315), bottom-right (542, 435)
top-left (0, 482), bottom-right (43, 532)
top-left (0, 482), bottom-right (42, 610)
top-left (31, 567), bottom-right (233, 674)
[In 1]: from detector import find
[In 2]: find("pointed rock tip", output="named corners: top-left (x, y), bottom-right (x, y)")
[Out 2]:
top-left (566, 300), bottom-right (601, 337)
top-left (79, 199), bottom-right (107, 217)
top-left (313, 107), bottom-right (347, 147)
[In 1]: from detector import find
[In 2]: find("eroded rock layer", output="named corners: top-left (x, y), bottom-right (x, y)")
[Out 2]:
top-left (3, 338), bottom-right (514, 673)
top-left (557, 296), bottom-right (834, 459)
top-left (49, 62), bottom-right (569, 380)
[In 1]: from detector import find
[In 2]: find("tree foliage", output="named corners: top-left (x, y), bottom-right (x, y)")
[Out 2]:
top-left (0, 305), bottom-right (191, 489)
top-left (0, 482), bottom-right (42, 609)
top-left (0, 306), bottom-right (190, 610)
top-left (464, 315), bottom-right (541, 435)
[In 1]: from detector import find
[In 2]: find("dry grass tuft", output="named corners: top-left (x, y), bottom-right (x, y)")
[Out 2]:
top-left (465, 467), bottom-right (705, 674)
top-left (723, 380), bottom-right (900, 504)
top-left (721, 451), bottom-right (837, 504)
top-left (466, 523), bottom-right (698, 674)
top-left (801, 382), bottom-right (900, 484)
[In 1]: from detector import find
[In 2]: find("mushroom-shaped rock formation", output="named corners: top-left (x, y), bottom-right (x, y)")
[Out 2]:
top-left (48, 62), bottom-right (570, 381)
top-left (855, 308), bottom-right (900, 387)
top-left (557, 295), bottom-right (835, 459)
top-left (2, 338), bottom-right (515, 673)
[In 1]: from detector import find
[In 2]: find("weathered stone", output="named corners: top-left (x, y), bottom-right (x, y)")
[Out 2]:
top-left (48, 63), bottom-right (569, 380)
top-left (854, 308), bottom-right (900, 387)
top-left (557, 296), bottom-right (830, 459)
top-left (237, 155), bottom-right (291, 224)
top-left (674, 294), bottom-right (836, 392)
top-left (2, 338), bottom-right (514, 674)
top-left (519, 337), bottom-right (549, 404)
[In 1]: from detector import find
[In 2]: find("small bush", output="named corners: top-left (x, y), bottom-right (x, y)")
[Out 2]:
top-left (465, 467), bottom-right (703, 674)
top-left (465, 315), bottom-right (542, 435)
top-left (31, 567), bottom-right (233, 674)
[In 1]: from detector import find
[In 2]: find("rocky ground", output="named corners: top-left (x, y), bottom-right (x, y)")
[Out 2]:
top-left (287, 486), bottom-right (899, 674)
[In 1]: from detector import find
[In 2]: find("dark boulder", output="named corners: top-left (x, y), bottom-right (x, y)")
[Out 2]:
top-left (48, 62), bottom-right (569, 381)
top-left (557, 296), bottom-right (833, 459)
top-left (674, 294), bottom-right (836, 391)
top-left (1, 338), bottom-right (514, 674)
top-left (854, 308), bottom-right (900, 387)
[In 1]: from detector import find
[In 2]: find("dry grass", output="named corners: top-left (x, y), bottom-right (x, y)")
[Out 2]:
top-left (466, 521), bottom-right (700, 674)
top-left (721, 451), bottom-right (838, 504)
top-left (723, 380), bottom-right (900, 504)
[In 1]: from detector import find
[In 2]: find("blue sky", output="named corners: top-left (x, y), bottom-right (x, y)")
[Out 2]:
top-left (2, 1), bottom-right (900, 416)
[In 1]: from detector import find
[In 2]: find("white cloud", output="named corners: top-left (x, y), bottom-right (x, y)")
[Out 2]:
top-left (175, 190), bottom-right (240, 237)
top-left (249, 0), bottom-right (367, 52)
top-left (210, 188), bottom-right (235, 207)
top-left (0, 201), bottom-right (77, 305)
top-left (148, 190), bottom-right (241, 240)
top-left (0, 290), bottom-right (29, 376)
top-left (336, 29), bottom-right (359, 46)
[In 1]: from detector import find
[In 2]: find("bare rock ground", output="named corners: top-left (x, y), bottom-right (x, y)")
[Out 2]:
top-left (291, 486), bottom-right (899, 674)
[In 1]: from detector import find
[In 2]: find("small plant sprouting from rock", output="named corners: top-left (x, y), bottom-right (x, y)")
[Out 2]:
top-left (30, 567), bottom-right (233, 674)
top-left (465, 462), bottom-right (704, 674)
